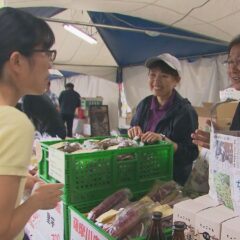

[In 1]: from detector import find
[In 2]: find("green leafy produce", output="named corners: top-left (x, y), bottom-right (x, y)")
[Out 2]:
top-left (213, 172), bottom-right (233, 209)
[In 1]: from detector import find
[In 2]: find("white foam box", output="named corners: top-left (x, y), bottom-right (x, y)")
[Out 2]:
top-left (173, 198), bottom-right (218, 240)
top-left (195, 205), bottom-right (238, 240)
top-left (221, 217), bottom-right (240, 240)
top-left (193, 194), bottom-right (220, 205)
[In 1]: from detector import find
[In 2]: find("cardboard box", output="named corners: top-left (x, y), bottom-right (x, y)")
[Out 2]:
top-left (194, 106), bottom-right (211, 118)
top-left (221, 217), bottom-right (240, 240)
top-left (194, 101), bottom-right (238, 130)
top-left (173, 199), bottom-right (218, 240)
top-left (194, 103), bottom-right (215, 131)
top-left (195, 205), bottom-right (238, 240)
top-left (216, 101), bottom-right (238, 130)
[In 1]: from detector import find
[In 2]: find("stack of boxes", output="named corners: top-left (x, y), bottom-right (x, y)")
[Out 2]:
top-left (173, 194), bottom-right (240, 240)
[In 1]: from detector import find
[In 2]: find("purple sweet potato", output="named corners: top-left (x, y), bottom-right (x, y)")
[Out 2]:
top-left (87, 188), bottom-right (132, 221)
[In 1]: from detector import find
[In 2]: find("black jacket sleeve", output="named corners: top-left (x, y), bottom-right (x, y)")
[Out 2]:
top-left (168, 105), bottom-right (199, 185)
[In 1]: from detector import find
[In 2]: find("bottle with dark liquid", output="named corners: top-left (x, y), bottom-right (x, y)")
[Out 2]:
top-left (146, 211), bottom-right (165, 240)
top-left (172, 221), bottom-right (186, 240)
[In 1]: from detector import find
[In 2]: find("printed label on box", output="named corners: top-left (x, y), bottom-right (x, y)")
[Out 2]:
top-left (25, 201), bottom-right (64, 240)
top-left (70, 209), bottom-right (108, 240)
top-left (49, 148), bottom-right (65, 183)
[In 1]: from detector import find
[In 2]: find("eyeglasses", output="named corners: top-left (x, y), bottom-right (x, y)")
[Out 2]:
top-left (223, 58), bottom-right (240, 68)
top-left (32, 49), bottom-right (57, 62)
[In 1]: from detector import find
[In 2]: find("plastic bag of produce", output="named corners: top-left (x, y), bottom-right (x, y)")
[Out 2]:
top-left (105, 201), bottom-right (151, 239)
top-left (147, 180), bottom-right (182, 202)
top-left (183, 148), bottom-right (210, 197)
top-left (88, 188), bottom-right (133, 221)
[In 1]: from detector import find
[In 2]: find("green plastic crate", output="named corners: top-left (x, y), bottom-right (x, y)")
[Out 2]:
top-left (69, 203), bottom-right (172, 240)
top-left (39, 137), bottom-right (173, 205)
top-left (81, 97), bottom-right (103, 109)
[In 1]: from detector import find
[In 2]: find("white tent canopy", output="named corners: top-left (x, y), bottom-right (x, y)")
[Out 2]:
top-left (5, 0), bottom-right (238, 42)
top-left (4, 1), bottom-right (238, 129)
top-left (5, 0), bottom-right (237, 74)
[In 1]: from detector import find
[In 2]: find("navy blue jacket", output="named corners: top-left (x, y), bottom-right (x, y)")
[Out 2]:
top-left (59, 89), bottom-right (81, 115)
top-left (131, 91), bottom-right (199, 185)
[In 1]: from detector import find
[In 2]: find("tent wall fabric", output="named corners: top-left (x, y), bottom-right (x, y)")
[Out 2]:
top-left (4, 1), bottom-right (238, 127)
top-left (5, 0), bottom-right (234, 75)
top-left (51, 75), bottom-right (119, 131)
top-left (123, 54), bottom-right (229, 109)
top-left (5, 0), bottom-right (240, 42)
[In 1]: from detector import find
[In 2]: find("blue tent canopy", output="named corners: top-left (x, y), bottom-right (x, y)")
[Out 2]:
top-left (20, 7), bottom-right (229, 81)
top-left (21, 7), bottom-right (65, 18)
top-left (49, 70), bottom-right (81, 80)
top-left (88, 12), bottom-right (228, 67)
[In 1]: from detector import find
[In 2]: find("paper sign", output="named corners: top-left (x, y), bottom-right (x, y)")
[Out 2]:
top-left (209, 130), bottom-right (240, 214)
top-left (25, 201), bottom-right (64, 240)
top-left (70, 209), bottom-right (108, 240)
top-left (49, 148), bottom-right (65, 183)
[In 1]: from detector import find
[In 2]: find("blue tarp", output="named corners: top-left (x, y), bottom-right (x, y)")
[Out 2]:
top-left (88, 12), bottom-right (228, 67)
top-left (49, 70), bottom-right (81, 80)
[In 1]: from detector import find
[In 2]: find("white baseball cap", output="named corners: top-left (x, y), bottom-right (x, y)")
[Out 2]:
top-left (145, 53), bottom-right (182, 77)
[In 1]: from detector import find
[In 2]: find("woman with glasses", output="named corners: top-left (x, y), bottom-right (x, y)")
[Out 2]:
top-left (192, 35), bottom-right (240, 148)
top-left (0, 7), bottom-right (63, 240)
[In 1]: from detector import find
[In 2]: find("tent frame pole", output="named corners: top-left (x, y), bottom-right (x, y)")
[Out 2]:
top-left (42, 17), bottom-right (228, 46)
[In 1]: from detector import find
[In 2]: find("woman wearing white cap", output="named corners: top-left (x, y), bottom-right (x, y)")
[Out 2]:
top-left (128, 53), bottom-right (199, 185)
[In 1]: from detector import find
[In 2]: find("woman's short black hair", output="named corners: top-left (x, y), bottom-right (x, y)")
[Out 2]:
top-left (148, 60), bottom-right (179, 77)
top-left (0, 7), bottom-right (55, 70)
top-left (228, 35), bottom-right (240, 53)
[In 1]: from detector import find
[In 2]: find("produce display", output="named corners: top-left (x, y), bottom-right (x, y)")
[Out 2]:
top-left (86, 181), bottom-right (188, 239)
top-left (88, 188), bottom-right (132, 221)
top-left (51, 137), bottom-right (144, 153)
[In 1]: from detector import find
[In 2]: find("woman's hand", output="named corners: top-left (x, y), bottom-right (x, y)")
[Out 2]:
top-left (141, 132), bottom-right (178, 151)
top-left (191, 119), bottom-right (218, 149)
top-left (29, 182), bottom-right (64, 210)
top-left (191, 129), bottom-right (210, 149)
top-left (128, 126), bottom-right (143, 139)
top-left (141, 131), bottom-right (165, 143)
top-left (24, 174), bottom-right (41, 192)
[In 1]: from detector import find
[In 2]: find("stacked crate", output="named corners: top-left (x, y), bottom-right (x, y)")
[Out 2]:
top-left (30, 137), bottom-right (174, 239)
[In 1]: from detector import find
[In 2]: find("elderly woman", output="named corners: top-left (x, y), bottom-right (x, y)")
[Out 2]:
top-left (192, 35), bottom-right (240, 148)
top-left (128, 53), bottom-right (199, 185)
